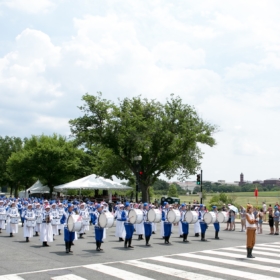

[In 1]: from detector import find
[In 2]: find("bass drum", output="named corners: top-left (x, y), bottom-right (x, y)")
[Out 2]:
top-left (10, 217), bottom-right (19, 224)
top-left (185, 211), bottom-right (198, 224)
top-left (0, 214), bottom-right (6, 220)
top-left (203, 212), bottom-right (217, 224)
top-left (67, 214), bottom-right (82, 232)
top-left (98, 212), bottom-right (114, 228)
top-left (147, 209), bottom-right (161, 223)
top-left (167, 209), bottom-right (180, 223)
top-left (217, 211), bottom-right (228, 223)
top-left (26, 220), bottom-right (36, 227)
top-left (128, 209), bottom-right (143, 224)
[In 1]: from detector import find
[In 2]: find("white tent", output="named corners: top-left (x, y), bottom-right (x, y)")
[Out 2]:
top-left (54, 174), bottom-right (131, 191)
top-left (19, 180), bottom-right (50, 198)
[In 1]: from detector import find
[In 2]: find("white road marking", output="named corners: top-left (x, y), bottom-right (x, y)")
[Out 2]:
top-left (125, 260), bottom-right (224, 280)
top-left (51, 274), bottom-right (87, 280)
top-left (177, 252), bottom-right (280, 274)
top-left (84, 264), bottom-right (155, 280)
top-left (149, 256), bottom-right (279, 280)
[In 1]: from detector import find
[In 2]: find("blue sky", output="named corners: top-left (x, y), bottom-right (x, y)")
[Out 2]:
top-left (1, 0), bottom-right (280, 183)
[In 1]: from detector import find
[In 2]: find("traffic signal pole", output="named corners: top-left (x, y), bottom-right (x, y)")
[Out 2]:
top-left (200, 170), bottom-right (203, 204)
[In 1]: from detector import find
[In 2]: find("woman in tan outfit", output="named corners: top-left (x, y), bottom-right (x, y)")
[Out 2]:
top-left (246, 204), bottom-right (256, 258)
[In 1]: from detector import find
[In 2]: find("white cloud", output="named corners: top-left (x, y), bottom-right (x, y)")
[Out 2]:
top-left (1, 0), bottom-right (280, 182)
top-left (2, 0), bottom-right (55, 14)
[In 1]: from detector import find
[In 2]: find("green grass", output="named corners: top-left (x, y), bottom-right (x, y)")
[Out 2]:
top-left (154, 191), bottom-right (280, 208)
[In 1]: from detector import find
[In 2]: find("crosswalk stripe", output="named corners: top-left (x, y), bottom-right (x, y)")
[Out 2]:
top-left (0, 276), bottom-right (24, 280)
top-left (225, 247), bottom-right (280, 257)
top-left (203, 250), bottom-right (280, 265)
top-left (149, 256), bottom-right (280, 280)
top-left (124, 260), bottom-right (224, 280)
top-left (84, 264), bottom-right (155, 280)
top-left (253, 246), bottom-right (280, 252)
top-left (177, 252), bottom-right (280, 274)
top-left (51, 274), bottom-right (87, 280)
top-left (256, 244), bottom-right (280, 248)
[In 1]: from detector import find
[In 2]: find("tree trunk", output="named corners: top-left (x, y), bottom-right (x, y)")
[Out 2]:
top-left (141, 185), bottom-right (149, 203)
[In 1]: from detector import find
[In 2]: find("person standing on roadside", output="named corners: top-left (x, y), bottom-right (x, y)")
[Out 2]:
top-left (273, 206), bottom-right (279, 235)
top-left (240, 206), bottom-right (246, 232)
top-left (246, 204), bottom-right (256, 258)
top-left (258, 209), bottom-right (264, 234)
top-left (268, 205), bottom-right (274, 235)
top-left (262, 202), bottom-right (267, 222)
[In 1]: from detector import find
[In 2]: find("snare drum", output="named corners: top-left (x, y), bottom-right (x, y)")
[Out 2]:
top-left (67, 214), bottom-right (82, 232)
top-left (167, 209), bottom-right (181, 223)
top-left (203, 212), bottom-right (217, 224)
top-left (185, 211), bottom-right (198, 224)
top-left (51, 218), bottom-right (61, 225)
top-left (0, 214), bottom-right (7, 220)
top-left (98, 212), bottom-right (114, 228)
top-left (36, 216), bottom-right (42, 224)
top-left (217, 211), bottom-right (228, 223)
top-left (82, 217), bottom-right (90, 226)
top-left (128, 209), bottom-right (143, 224)
top-left (147, 209), bottom-right (161, 223)
top-left (10, 217), bottom-right (19, 224)
top-left (26, 220), bottom-right (36, 227)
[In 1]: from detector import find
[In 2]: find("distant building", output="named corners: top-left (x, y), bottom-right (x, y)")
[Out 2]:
top-left (252, 180), bottom-right (263, 185)
top-left (262, 178), bottom-right (280, 186)
top-left (239, 173), bottom-right (245, 186)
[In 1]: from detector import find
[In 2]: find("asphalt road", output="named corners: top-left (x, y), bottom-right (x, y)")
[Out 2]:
top-left (0, 222), bottom-right (279, 279)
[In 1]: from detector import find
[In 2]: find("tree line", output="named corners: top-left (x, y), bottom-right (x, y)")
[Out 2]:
top-left (0, 93), bottom-right (217, 200)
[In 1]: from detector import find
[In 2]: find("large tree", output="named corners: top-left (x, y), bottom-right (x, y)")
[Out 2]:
top-left (0, 136), bottom-right (23, 195)
top-left (7, 134), bottom-right (93, 196)
top-left (69, 93), bottom-right (217, 202)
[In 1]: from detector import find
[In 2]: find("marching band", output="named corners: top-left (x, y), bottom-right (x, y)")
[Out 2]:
top-left (0, 198), bottom-right (244, 256)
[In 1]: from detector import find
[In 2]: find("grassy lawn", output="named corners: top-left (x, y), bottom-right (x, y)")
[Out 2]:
top-left (154, 191), bottom-right (280, 208)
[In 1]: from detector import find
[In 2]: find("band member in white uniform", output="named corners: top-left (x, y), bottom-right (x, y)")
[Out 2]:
top-left (199, 205), bottom-right (208, 241)
top-left (0, 200), bottom-right (6, 233)
top-left (161, 202), bottom-right (172, 244)
top-left (143, 202), bottom-right (152, 246)
top-left (92, 204), bottom-right (104, 251)
top-left (22, 204), bottom-right (36, 242)
top-left (51, 203), bottom-right (59, 239)
top-left (115, 204), bottom-right (126, 241)
top-left (135, 204), bottom-right (144, 240)
top-left (57, 203), bottom-right (65, 236)
top-left (212, 206), bottom-right (220, 240)
top-left (194, 206), bottom-right (201, 237)
top-left (40, 205), bottom-right (53, 247)
top-left (78, 203), bottom-right (90, 238)
top-left (179, 204), bottom-right (189, 242)
top-left (61, 203), bottom-right (75, 253)
top-left (34, 203), bottom-right (42, 236)
top-left (6, 201), bottom-right (20, 237)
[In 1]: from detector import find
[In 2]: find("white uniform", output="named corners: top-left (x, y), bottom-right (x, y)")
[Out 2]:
top-left (135, 209), bottom-right (144, 235)
top-left (78, 208), bottom-right (90, 234)
top-left (6, 206), bottom-right (19, 234)
top-left (161, 207), bottom-right (168, 237)
top-left (40, 210), bottom-right (53, 243)
top-left (58, 207), bottom-right (66, 232)
top-left (115, 209), bottom-right (126, 239)
top-left (23, 209), bottom-right (36, 238)
top-left (51, 208), bottom-right (59, 235)
top-left (34, 207), bottom-right (42, 234)
top-left (0, 204), bottom-right (6, 230)
top-left (194, 209), bottom-right (201, 235)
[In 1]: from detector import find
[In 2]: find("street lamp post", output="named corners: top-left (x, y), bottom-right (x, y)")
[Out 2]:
top-left (133, 155), bottom-right (142, 203)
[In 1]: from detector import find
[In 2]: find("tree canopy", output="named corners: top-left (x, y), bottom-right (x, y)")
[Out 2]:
top-left (70, 93), bottom-right (217, 202)
top-left (0, 136), bottom-right (23, 193)
top-left (7, 134), bottom-right (93, 196)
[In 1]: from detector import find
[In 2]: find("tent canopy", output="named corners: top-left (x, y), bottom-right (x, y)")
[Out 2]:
top-left (28, 180), bottom-right (50, 194)
top-left (54, 174), bottom-right (131, 191)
